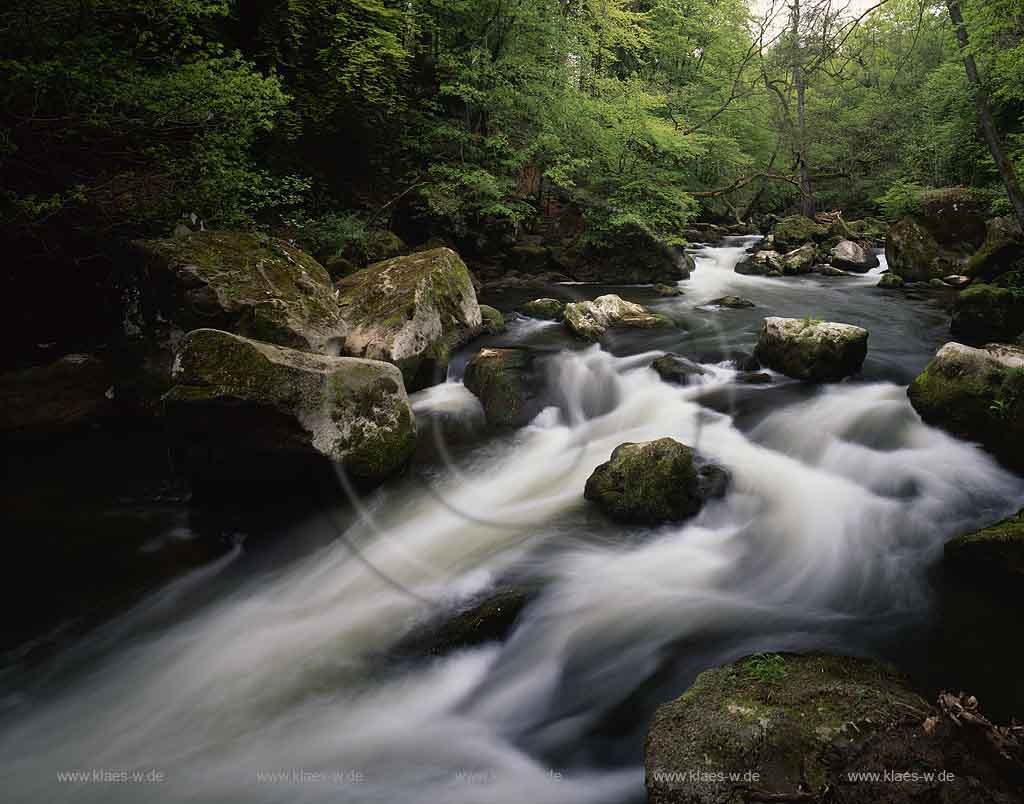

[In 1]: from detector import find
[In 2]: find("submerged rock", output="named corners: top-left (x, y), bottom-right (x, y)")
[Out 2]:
top-left (813, 263), bottom-right (848, 276)
top-left (584, 438), bottom-right (728, 524)
top-left (830, 239), bottom-right (879, 272)
top-left (129, 230), bottom-right (345, 353)
top-left (164, 328), bottom-right (417, 482)
top-left (654, 283), bottom-right (683, 297)
top-left (645, 653), bottom-right (1022, 804)
top-left (709, 296), bottom-right (755, 309)
top-left (563, 294), bottom-right (672, 340)
top-left (478, 304), bottom-right (506, 335)
top-left (945, 508), bottom-right (1024, 585)
top-left (463, 347), bottom-right (542, 428)
top-left (754, 317), bottom-right (868, 382)
top-left (335, 248), bottom-right (482, 390)
top-left (0, 354), bottom-right (112, 438)
top-left (651, 354), bottom-right (709, 385)
top-left (950, 283), bottom-right (1024, 344)
top-left (877, 273), bottom-right (905, 289)
top-left (908, 341), bottom-right (1024, 472)
top-left (736, 371), bottom-right (773, 384)
top-left (520, 298), bottom-right (565, 321)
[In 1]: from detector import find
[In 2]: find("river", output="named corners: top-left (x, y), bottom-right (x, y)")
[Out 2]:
top-left (2, 236), bottom-right (1022, 803)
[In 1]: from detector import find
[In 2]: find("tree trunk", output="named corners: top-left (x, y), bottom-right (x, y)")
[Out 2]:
top-left (792, 0), bottom-right (815, 218)
top-left (946, 0), bottom-right (1024, 229)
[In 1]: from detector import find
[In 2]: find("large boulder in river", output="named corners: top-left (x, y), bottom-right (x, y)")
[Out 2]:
top-left (754, 317), bottom-right (868, 381)
top-left (129, 231), bottom-right (344, 354)
top-left (563, 294), bottom-right (671, 340)
top-left (830, 239), bottom-right (879, 272)
top-left (645, 653), bottom-right (1023, 804)
top-left (584, 438), bottom-right (728, 525)
top-left (554, 222), bottom-right (693, 283)
top-left (770, 215), bottom-right (828, 252)
top-left (164, 329), bottom-right (417, 482)
top-left (885, 218), bottom-right (962, 282)
top-left (651, 354), bottom-right (709, 385)
top-left (463, 347), bottom-right (542, 428)
top-left (478, 304), bottom-right (506, 334)
top-left (965, 215), bottom-right (1024, 280)
top-left (908, 341), bottom-right (1024, 472)
top-left (334, 248), bottom-right (482, 390)
top-left (945, 508), bottom-right (1024, 586)
top-left (520, 298), bottom-right (565, 321)
top-left (0, 354), bottom-right (113, 438)
top-left (950, 283), bottom-right (1024, 344)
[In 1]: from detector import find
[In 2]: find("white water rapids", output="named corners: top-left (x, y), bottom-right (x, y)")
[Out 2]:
top-left (2, 238), bottom-right (1022, 803)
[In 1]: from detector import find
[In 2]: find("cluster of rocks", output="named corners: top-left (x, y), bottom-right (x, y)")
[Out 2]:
top-left (516, 293), bottom-right (674, 340)
top-left (735, 215), bottom-right (881, 279)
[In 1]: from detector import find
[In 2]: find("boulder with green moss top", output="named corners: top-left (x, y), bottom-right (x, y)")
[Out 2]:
top-left (129, 230), bottom-right (346, 354)
top-left (908, 342), bottom-right (1024, 472)
top-left (563, 294), bottom-right (672, 340)
top-left (846, 217), bottom-right (888, 245)
top-left (950, 283), bottom-right (1024, 344)
top-left (755, 317), bottom-right (868, 381)
top-left (965, 216), bottom-right (1024, 280)
top-left (877, 273), bottom-right (905, 289)
top-left (584, 438), bottom-right (727, 524)
top-left (830, 239), bottom-right (879, 272)
top-left (780, 243), bottom-right (816, 275)
top-left (0, 354), bottom-right (113, 438)
top-left (478, 305), bottom-right (506, 335)
top-left (462, 347), bottom-right (543, 429)
top-left (771, 215), bottom-right (828, 252)
top-left (520, 298), bottom-right (565, 320)
top-left (361, 230), bottom-right (407, 264)
top-left (654, 284), bottom-right (683, 297)
top-left (945, 508), bottom-right (1024, 584)
top-left (885, 218), bottom-right (962, 282)
top-left (645, 653), bottom-right (1021, 804)
top-left (164, 328), bottom-right (416, 482)
top-left (735, 250), bottom-right (783, 276)
top-left (556, 222), bottom-right (693, 283)
top-left (334, 248), bottom-right (482, 390)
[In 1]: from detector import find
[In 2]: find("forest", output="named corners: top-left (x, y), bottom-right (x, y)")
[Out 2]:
top-left (3, 0), bottom-right (1024, 358)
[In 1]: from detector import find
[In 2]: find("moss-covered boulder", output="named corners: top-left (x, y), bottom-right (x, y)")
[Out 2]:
top-left (0, 354), bottom-right (113, 438)
top-left (780, 243), bottom-right (816, 275)
top-left (945, 508), bottom-right (1024, 585)
top-left (654, 284), bottom-right (684, 297)
top-left (908, 342), bottom-right (1024, 472)
top-left (507, 243), bottom-right (553, 273)
top-left (362, 229), bottom-right (407, 264)
top-left (129, 230), bottom-right (345, 354)
top-left (584, 438), bottom-right (728, 524)
top-left (846, 217), bottom-right (888, 246)
top-left (830, 239), bottom-right (880, 272)
top-left (917, 186), bottom-right (988, 247)
top-left (647, 653), bottom-right (978, 804)
top-left (755, 317), bottom-right (868, 382)
top-left (950, 283), bottom-right (1024, 344)
top-left (563, 294), bottom-right (672, 340)
top-left (164, 328), bottom-right (416, 482)
top-left (965, 216), bottom-right (1024, 281)
top-left (771, 215), bottom-right (828, 252)
top-left (884, 218), bottom-right (962, 282)
top-left (334, 248), bottom-right (482, 390)
top-left (651, 354), bottom-right (710, 385)
top-left (735, 250), bottom-right (784, 276)
top-left (877, 273), bottom-right (905, 289)
top-left (520, 298), bottom-right (566, 321)
top-left (462, 347), bottom-right (542, 428)
top-left (478, 304), bottom-right (506, 335)
top-left (567, 221), bottom-right (692, 283)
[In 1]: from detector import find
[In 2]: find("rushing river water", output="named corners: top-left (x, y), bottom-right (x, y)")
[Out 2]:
top-left (2, 236), bottom-right (1023, 803)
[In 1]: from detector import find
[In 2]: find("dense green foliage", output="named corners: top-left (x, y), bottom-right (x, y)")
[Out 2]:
top-left (2, 0), bottom-right (1023, 355)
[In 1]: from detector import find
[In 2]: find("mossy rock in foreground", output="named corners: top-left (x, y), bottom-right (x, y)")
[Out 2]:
top-left (755, 317), bottom-right (868, 382)
top-left (945, 508), bottom-right (1024, 584)
top-left (646, 652), bottom-right (1023, 804)
top-left (164, 328), bottom-right (417, 482)
top-left (907, 341), bottom-right (1024, 473)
